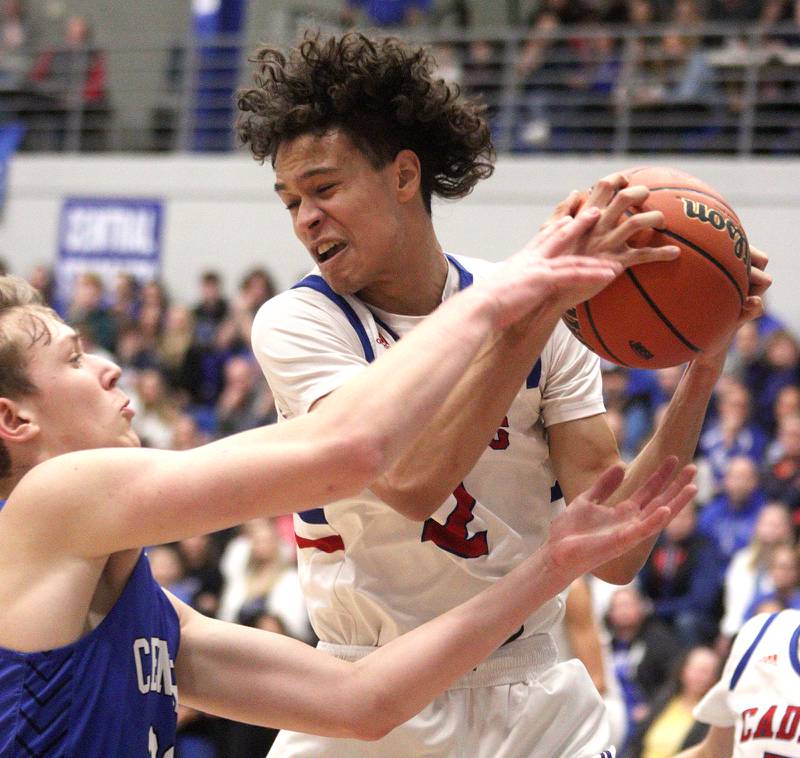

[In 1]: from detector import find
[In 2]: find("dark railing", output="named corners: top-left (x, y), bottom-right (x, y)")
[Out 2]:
top-left (0, 21), bottom-right (797, 155)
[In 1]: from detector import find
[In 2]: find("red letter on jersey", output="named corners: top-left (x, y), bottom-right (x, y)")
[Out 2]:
top-left (776, 705), bottom-right (800, 740)
top-left (421, 483), bottom-right (489, 558)
top-left (489, 417), bottom-right (509, 450)
top-left (754, 705), bottom-right (777, 739)
top-left (740, 708), bottom-right (758, 741)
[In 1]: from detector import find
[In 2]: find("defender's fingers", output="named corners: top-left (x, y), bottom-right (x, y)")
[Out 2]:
top-left (594, 186), bottom-right (650, 231)
top-left (621, 245), bottom-right (681, 266)
top-left (541, 190), bottom-right (583, 229)
top-left (627, 456), bottom-right (680, 509)
top-left (639, 465), bottom-right (697, 516)
top-left (540, 207), bottom-right (601, 257)
top-left (606, 210), bottom-right (666, 245)
top-left (583, 463), bottom-right (626, 504)
top-left (585, 173), bottom-right (628, 208)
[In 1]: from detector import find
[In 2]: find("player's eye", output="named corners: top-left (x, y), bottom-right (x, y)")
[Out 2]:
top-left (69, 352), bottom-right (83, 367)
top-left (317, 183), bottom-right (336, 195)
top-left (284, 199), bottom-right (299, 211)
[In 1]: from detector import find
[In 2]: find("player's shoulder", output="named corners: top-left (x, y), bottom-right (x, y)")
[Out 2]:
top-left (447, 252), bottom-right (498, 279)
top-left (733, 610), bottom-right (796, 655)
top-left (253, 275), bottom-right (344, 334)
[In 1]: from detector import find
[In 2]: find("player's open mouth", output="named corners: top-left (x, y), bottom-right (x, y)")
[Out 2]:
top-left (316, 241), bottom-right (348, 263)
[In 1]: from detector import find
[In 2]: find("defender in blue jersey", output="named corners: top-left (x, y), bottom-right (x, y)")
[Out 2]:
top-left (0, 251), bottom-right (699, 755)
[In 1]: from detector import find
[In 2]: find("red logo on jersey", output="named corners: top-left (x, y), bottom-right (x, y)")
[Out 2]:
top-left (759, 653), bottom-right (778, 665)
top-left (376, 334), bottom-right (390, 349)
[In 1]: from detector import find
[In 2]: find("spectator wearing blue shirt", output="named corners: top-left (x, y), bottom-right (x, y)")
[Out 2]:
top-left (697, 380), bottom-right (768, 493)
top-left (697, 455), bottom-right (767, 569)
top-left (639, 501), bottom-right (723, 646)
top-left (743, 543), bottom-right (800, 619)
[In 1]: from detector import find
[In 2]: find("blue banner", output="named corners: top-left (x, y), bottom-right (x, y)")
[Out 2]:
top-left (56, 197), bottom-right (163, 312)
top-left (0, 123), bottom-right (24, 218)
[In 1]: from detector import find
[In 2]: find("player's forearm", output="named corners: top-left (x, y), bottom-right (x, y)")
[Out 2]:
top-left (592, 361), bottom-right (720, 581)
top-left (371, 308), bottom-right (563, 519)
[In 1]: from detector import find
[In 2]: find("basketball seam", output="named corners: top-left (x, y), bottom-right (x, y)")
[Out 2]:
top-left (625, 269), bottom-right (701, 353)
top-left (623, 210), bottom-right (746, 305)
top-left (645, 185), bottom-right (739, 219)
top-left (583, 300), bottom-right (630, 367)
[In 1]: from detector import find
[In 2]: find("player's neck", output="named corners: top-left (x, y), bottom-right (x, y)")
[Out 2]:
top-left (358, 232), bottom-right (448, 316)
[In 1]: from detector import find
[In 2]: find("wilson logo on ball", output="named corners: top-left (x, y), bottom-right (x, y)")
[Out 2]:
top-left (681, 198), bottom-right (750, 266)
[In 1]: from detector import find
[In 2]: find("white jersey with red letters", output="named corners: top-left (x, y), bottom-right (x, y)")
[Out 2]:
top-left (251, 253), bottom-right (605, 647)
top-left (694, 609), bottom-right (800, 757)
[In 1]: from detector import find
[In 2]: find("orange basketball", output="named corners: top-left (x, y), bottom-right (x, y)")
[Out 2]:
top-left (562, 166), bottom-right (751, 369)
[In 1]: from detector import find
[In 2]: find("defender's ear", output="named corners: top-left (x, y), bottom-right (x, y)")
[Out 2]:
top-left (394, 149), bottom-right (422, 204)
top-left (0, 398), bottom-right (39, 444)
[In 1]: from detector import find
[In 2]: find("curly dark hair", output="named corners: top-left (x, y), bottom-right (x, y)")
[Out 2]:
top-left (237, 32), bottom-right (495, 214)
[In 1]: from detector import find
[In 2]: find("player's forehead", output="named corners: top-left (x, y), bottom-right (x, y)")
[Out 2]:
top-left (273, 130), bottom-right (365, 189)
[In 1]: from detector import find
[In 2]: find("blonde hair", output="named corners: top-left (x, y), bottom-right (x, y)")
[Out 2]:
top-left (0, 275), bottom-right (61, 477)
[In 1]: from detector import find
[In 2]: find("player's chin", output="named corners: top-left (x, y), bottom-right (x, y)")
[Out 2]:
top-left (118, 431), bottom-right (142, 448)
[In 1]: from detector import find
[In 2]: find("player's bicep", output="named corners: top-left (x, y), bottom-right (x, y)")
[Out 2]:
top-left (548, 413), bottom-right (622, 504)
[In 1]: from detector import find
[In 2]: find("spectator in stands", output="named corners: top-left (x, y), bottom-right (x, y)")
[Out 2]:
top-left (171, 413), bottom-right (208, 451)
top-left (67, 271), bottom-right (115, 351)
top-left (176, 534), bottom-right (224, 617)
top-left (718, 501), bottom-right (793, 651)
top-left (0, 0), bottom-right (29, 87)
top-left (723, 319), bottom-right (761, 384)
top-left (110, 271), bottom-right (140, 325)
top-left (622, 646), bottom-right (720, 758)
top-left (743, 542), bottom-right (800, 618)
top-left (697, 379), bottom-right (768, 493)
top-left (606, 586), bottom-right (684, 746)
top-left (749, 329), bottom-right (800, 435)
top-left (763, 414), bottom-right (800, 512)
top-left (27, 263), bottom-right (56, 310)
top-left (697, 455), bottom-right (767, 569)
top-left (216, 267), bottom-right (276, 353)
top-left (193, 270), bottom-right (229, 347)
top-left (638, 501), bottom-right (722, 646)
top-left (341, 0), bottom-right (432, 28)
top-left (215, 355), bottom-right (276, 437)
top-left (28, 15), bottom-right (108, 150)
top-left (158, 302), bottom-right (195, 391)
top-left (147, 544), bottom-right (195, 605)
top-left (114, 322), bottom-right (159, 391)
top-left (217, 518), bottom-right (311, 642)
top-left (130, 367), bottom-right (179, 449)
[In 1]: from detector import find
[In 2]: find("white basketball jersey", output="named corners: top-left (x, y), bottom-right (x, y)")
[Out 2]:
top-left (694, 609), bottom-right (800, 757)
top-left (252, 254), bottom-right (605, 647)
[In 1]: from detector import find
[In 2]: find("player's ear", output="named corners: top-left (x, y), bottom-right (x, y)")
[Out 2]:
top-left (0, 397), bottom-right (39, 444)
top-left (394, 149), bottom-right (422, 204)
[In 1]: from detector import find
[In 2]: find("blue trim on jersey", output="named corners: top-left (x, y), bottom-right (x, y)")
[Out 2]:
top-left (550, 482), bottom-right (563, 502)
top-left (445, 254), bottom-right (473, 290)
top-left (729, 611), bottom-right (779, 690)
top-left (297, 508), bottom-right (329, 524)
top-left (526, 359), bottom-right (542, 389)
top-left (292, 275), bottom-right (375, 362)
top-left (789, 620), bottom-right (800, 677)
top-left (0, 499), bottom-right (5, 511)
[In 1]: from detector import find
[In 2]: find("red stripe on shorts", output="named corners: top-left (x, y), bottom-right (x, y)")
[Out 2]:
top-left (295, 533), bottom-right (345, 553)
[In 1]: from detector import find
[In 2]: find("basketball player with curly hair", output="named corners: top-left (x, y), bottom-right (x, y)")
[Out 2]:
top-left (239, 32), bottom-right (770, 757)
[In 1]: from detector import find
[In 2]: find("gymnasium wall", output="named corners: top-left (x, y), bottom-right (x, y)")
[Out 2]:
top-left (1, 154), bottom-right (797, 330)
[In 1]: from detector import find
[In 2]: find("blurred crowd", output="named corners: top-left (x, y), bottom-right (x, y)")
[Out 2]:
top-left (2, 0), bottom-right (800, 154)
top-left (9, 255), bottom-right (800, 757)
